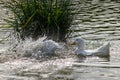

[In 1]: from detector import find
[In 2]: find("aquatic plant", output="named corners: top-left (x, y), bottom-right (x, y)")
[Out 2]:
top-left (1, 0), bottom-right (74, 41)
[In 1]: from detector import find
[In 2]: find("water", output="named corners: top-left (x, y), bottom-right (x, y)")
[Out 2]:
top-left (70, 0), bottom-right (120, 41)
top-left (0, 0), bottom-right (120, 80)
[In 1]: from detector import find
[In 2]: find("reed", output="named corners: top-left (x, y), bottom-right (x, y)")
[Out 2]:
top-left (1, 0), bottom-right (74, 41)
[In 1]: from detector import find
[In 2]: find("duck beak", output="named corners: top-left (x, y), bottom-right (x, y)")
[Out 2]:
top-left (69, 41), bottom-right (76, 45)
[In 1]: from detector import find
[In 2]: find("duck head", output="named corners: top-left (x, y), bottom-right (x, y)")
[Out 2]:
top-left (70, 37), bottom-right (85, 50)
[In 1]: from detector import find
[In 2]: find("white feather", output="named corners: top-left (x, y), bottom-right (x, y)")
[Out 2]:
top-left (72, 37), bottom-right (110, 57)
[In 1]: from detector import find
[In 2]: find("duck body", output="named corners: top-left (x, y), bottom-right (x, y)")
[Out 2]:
top-left (17, 37), bottom-right (62, 58)
top-left (71, 38), bottom-right (110, 57)
top-left (74, 49), bottom-right (97, 56)
top-left (31, 39), bottom-right (61, 58)
top-left (40, 40), bottom-right (61, 55)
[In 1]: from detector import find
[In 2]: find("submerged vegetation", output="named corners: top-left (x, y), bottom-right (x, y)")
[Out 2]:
top-left (1, 0), bottom-right (74, 41)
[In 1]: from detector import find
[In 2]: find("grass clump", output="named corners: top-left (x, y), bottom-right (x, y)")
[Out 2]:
top-left (1, 0), bottom-right (74, 41)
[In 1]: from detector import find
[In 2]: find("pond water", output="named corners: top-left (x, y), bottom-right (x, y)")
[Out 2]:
top-left (0, 0), bottom-right (120, 80)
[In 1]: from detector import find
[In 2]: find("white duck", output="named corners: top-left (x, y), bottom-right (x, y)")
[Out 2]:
top-left (70, 37), bottom-right (110, 57)
top-left (17, 37), bottom-right (62, 57)
top-left (32, 39), bottom-right (62, 59)
top-left (39, 40), bottom-right (62, 55)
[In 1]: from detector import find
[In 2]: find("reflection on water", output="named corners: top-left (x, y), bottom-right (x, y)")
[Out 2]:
top-left (0, 0), bottom-right (120, 80)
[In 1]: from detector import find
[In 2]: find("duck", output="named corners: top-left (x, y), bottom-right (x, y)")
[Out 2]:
top-left (32, 40), bottom-right (63, 59)
top-left (31, 38), bottom-right (63, 58)
top-left (17, 36), bottom-right (62, 58)
top-left (70, 37), bottom-right (110, 57)
top-left (39, 40), bottom-right (62, 55)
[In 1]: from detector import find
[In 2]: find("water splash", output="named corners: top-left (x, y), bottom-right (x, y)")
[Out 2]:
top-left (8, 35), bottom-right (68, 60)
top-left (14, 36), bottom-right (47, 57)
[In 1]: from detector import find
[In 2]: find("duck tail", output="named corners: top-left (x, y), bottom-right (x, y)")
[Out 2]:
top-left (96, 42), bottom-right (110, 56)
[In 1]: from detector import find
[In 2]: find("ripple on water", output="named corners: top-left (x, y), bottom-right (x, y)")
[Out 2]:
top-left (0, 0), bottom-right (120, 80)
